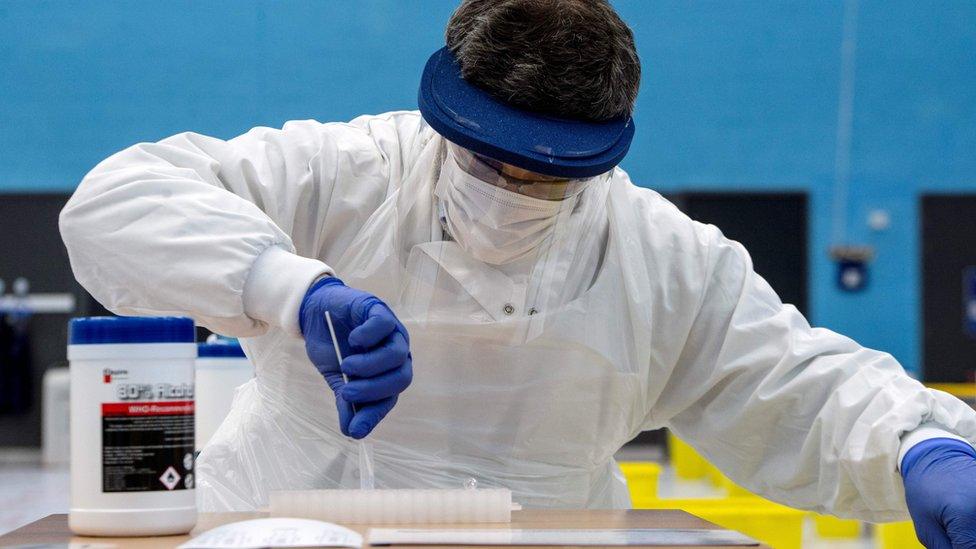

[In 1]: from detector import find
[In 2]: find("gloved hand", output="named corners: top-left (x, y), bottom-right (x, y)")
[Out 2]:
top-left (299, 276), bottom-right (411, 439)
top-left (902, 437), bottom-right (976, 549)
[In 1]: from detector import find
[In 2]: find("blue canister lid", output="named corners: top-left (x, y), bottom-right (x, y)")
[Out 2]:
top-left (197, 339), bottom-right (246, 358)
top-left (69, 316), bottom-right (195, 345)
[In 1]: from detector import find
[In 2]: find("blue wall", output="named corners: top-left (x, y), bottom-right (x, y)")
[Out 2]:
top-left (2, 1), bottom-right (975, 376)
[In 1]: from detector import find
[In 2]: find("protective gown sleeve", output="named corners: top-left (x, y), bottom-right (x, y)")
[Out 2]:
top-left (653, 223), bottom-right (976, 522)
top-left (60, 114), bottom-right (417, 337)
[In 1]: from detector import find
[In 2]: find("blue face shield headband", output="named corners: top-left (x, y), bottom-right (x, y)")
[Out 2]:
top-left (418, 47), bottom-right (636, 179)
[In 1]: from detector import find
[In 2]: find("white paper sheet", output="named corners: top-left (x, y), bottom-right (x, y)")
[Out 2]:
top-left (367, 527), bottom-right (759, 546)
top-left (179, 518), bottom-right (362, 549)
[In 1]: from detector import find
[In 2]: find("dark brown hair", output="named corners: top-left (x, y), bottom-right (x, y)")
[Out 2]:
top-left (446, 0), bottom-right (641, 121)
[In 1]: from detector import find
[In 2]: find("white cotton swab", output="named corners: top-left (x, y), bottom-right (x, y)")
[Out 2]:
top-left (324, 311), bottom-right (375, 491)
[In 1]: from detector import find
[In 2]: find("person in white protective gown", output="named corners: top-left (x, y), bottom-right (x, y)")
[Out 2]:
top-left (59, 1), bottom-right (976, 545)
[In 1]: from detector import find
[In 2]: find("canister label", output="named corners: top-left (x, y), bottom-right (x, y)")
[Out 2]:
top-left (100, 368), bottom-right (194, 492)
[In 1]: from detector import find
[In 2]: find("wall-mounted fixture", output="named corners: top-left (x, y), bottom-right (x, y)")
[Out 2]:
top-left (830, 246), bottom-right (874, 293)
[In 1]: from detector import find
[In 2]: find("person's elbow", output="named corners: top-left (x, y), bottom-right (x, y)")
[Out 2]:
top-left (59, 144), bottom-right (156, 255)
top-left (59, 170), bottom-right (106, 261)
top-left (60, 178), bottom-right (90, 257)
top-left (59, 163), bottom-right (131, 301)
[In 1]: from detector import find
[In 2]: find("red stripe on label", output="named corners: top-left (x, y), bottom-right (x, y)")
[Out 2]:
top-left (101, 401), bottom-right (194, 417)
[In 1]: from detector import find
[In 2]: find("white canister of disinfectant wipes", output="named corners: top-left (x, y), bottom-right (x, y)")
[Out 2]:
top-left (68, 316), bottom-right (197, 536)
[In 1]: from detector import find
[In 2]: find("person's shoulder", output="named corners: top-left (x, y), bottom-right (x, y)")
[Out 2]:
top-left (611, 169), bottom-right (697, 232)
top-left (266, 111), bottom-right (431, 162)
top-left (610, 169), bottom-right (721, 257)
top-left (274, 111), bottom-right (425, 139)
top-left (345, 110), bottom-right (424, 131)
top-left (353, 110), bottom-right (436, 150)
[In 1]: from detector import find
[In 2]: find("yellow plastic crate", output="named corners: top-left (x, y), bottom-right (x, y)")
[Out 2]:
top-left (925, 382), bottom-right (976, 399)
top-left (705, 460), bottom-right (726, 487)
top-left (668, 432), bottom-right (709, 479)
top-left (618, 461), bottom-right (662, 507)
top-left (668, 433), bottom-right (760, 496)
top-left (814, 514), bottom-right (861, 538)
top-left (713, 471), bottom-right (760, 498)
top-left (641, 497), bottom-right (805, 549)
top-left (875, 521), bottom-right (924, 549)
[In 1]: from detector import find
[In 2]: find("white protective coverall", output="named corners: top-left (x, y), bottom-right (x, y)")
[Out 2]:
top-left (60, 112), bottom-right (976, 521)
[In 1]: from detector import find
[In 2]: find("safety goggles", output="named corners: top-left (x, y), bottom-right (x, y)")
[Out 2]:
top-left (448, 142), bottom-right (607, 201)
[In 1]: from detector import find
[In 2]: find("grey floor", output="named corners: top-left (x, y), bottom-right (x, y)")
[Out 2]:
top-left (0, 448), bottom-right (69, 535)
top-left (2, 446), bottom-right (874, 548)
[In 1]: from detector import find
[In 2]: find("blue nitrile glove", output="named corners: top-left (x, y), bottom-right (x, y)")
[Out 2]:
top-left (299, 276), bottom-right (412, 439)
top-left (902, 437), bottom-right (976, 549)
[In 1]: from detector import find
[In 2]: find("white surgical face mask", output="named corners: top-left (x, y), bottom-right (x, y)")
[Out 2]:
top-left (435, 147), bottom-right (582, 265)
